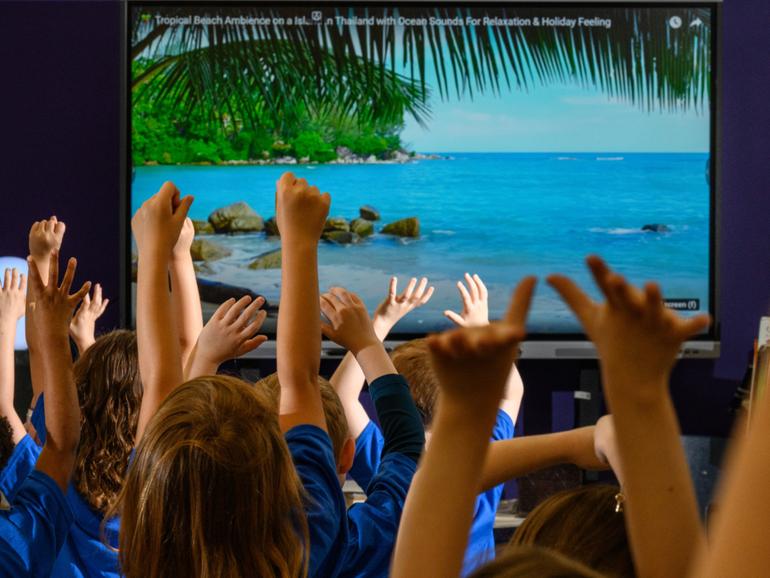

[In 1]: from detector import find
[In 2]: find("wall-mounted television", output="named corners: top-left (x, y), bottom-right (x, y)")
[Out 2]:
top-left (126, 1), bottom-right (720, 357)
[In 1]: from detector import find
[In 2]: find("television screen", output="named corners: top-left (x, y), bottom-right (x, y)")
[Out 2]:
top-left (128, 2), bottom-right (717, 341)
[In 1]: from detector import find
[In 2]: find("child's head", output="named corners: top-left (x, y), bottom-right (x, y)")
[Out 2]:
top-left (258, 373), bottom-right (355, 482)
top-left (469, 545), bottom-right (606, 578)
top-left (0, 416), bottom-right (14, 473)
top-left (117, 375), bottom-right (308, 578)
top-left (508, 484), bottom-right (633, 578)
top-left (391, 338), bottom-right (438, 427)
top-left (73, 329), bottom-right (142, 514)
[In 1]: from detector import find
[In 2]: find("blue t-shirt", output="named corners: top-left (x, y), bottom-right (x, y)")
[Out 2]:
top-left (286, 424), bottom-right (348, 578)
top-left (341, 452), bottom-right (417, 578)
top-left (0, 470), bottom-right (74, 578)
top-left (0, 435), bottom-right (40, 502)
top-left (351, 409), bottom-right (515, 576)
top-left (29, 395), bottom-right (122, 578)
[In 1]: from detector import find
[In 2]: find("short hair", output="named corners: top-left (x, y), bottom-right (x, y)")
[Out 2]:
top-left (390, 338), bottom-right (438, 426)
top-left (0, 416), bottom-right (14, 473)
top-left (469, 545), bottom-right (606, 578)
top-left (257, 373), bottom-right (350, 461)
top-left (508, 484), bottom-right (634, 578)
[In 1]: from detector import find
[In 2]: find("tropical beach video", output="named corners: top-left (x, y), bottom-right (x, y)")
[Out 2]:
top-left (130, 4), bottom-right (714, 335)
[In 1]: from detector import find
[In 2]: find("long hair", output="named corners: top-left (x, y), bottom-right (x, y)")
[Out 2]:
top-left (73, 330), bottom-right (142, 513)
top-left (116, 375), bottom-right (309, 578)
top-left (508, 484), bottom-right (634, 578)
top-left (469, 545), bottom-right (607, 578)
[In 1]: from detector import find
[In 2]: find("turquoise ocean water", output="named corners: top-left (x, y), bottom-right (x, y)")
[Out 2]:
top-left (132, 153), bottom-right (711, 333)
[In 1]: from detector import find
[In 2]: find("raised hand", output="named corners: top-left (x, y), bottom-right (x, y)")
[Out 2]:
top-left (69, 283), bottom-right (109, 354)
top-left (427, 277), bottom-right (536, 414)
top-left (195, 296), bottom-right (268, 366)
top-left (275, 171), bottom-right (330, 244)
top-left (443, 273), bottom-right (489, 327)
top-left (131, 181), bottom-right (193, 258)
top-left (172, 217), bottom-right (195, 261)
top-left (29, 217), bottom-right (66, 262)
top-left (0, 268), bottom-right (27, 322)
top-left (27, 251), bottom-right (91, 336)
top-left (373, 276), bottom-right (434, 337)
top-left (321, 287), bottom-right (380, 355)
top-left (548, 256), bottom-right (710, 395)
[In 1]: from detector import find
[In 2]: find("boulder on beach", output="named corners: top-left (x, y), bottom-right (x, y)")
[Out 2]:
top-left (381, 217), bottom-right (420, 238)
top-left (359, 205), bottom-right (380, 221)
top-left (350, 218), bottom-right (374, 237)
top-left (336, 146), bottom-right (353, 160)
top-left (190, 239), bottom-right (232, 262)
top-left (193, 262), bottom-right (214, 276)
top-left (641, 224), bottom-right (672, 233)
top-left (192, 220), bottom-right (214, 235)
top-left (208, 202), bottom-right (264, 233)
top-left (391, 150), bottom-right (410, 163)
top-left (323, 231), bottom-right (360, 245)
top-left (264, 217), bottom-right (280, 237)
top-left (324, 217), bottom-right (350, 233)
top-left (196, 278), bottom-right (270, 310)
top-left (248, 249), bottom-right (282, 270)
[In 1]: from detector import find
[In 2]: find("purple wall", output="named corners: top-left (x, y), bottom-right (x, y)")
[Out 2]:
top-left (1, 1), bottom-right (768, 436)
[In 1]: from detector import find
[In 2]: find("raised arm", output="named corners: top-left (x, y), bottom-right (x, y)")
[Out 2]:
top-left (444, 273), bottom-right (523, 421)
top-left (27, 251), bottom-right (90, 491)
top-left (479, 424), bottom-right (610, 492)
top-left (275, 172), bottom-right (330, 432)
top-left (169, 217), bottom-right (203, 368)
top-left (69, 283), bottom-right (109, 355)
top-left (329, 276), bottom-right (433, 438)
top-left (0, 268), bottom-right (28, 444)
top-left (392, 277), bottom-right (535, 578)
top-left (184, 295), bottom-right (268, 379)
top-left (132, 181), bottom-right (193, 443)
top-left (549, 256), bottom-right (709, 578)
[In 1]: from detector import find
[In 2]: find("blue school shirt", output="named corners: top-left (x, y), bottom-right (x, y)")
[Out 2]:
top-left (0, 435), bottom-right (39, 502)
top-left (351, 409), bottom-right (515, 576)
top-left (0, 470), bottom-right (74, 578)
top-left (286, 424), bottom-right (348, 578)
top-left (30, 395), bottom-right (122, 578)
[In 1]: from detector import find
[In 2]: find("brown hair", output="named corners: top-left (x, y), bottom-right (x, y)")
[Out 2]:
top-left (257, 373), bottom-right (350, 461)
top-left (116, 376), bottom-right (308, 578)
top-left (469, 545), bottom-right (607, 578)
top-left (390, 338), bottom-right (438, 426)
top-left (508, 484), bottom-right (634, 578)
top-left (73, 330), bottom-right (142, 514)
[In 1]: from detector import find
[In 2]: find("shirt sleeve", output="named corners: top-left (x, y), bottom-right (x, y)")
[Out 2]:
top-left (285, 425), bottom-right (348, 578)
top-left (0, 470), bottom-right (73, 578)
top-left (350, 420), bottom-right (384, 492)
top-left (369, 374), bottom-right (425, 463)
top-left (491, 409), bottom-right (515, 442)
top-left (31, 393), bottom-right (46, 447)
top-left (0, 435), bottom-right (42, 502)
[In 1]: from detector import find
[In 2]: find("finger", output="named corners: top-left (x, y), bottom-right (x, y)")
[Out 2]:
top-left (241, 309), bottom-right (268, 337)
top-left (54, 221), bottom-right (66, 239)
top-left (238, 335), bottom-right (268, 355)
top-left (457, 280), bottom-right (472, 307)
top-left (644, 283), bottom-right (664, 319)
top-left (213, 298), bottom-right (236, 320)
top-left (465, 273), bottom-right (479, 301)
top-left (253, 296), bottom-right (266, 310)
top-left (586, 255), bottom-right (620, 307)
top-left (608, 273), bottom-right (644, 315)
top-left (82, 291), bottom-right (91, 308)
top-left (413, 277), bottom-right (429, 301)
top-left (98, 298), bottom-right (109, 316)
top-left (402, 277), bottom-right (417, 301)
top-left (11, 269), bottom-right (18, 293)
top-left (157, 181), bottom-right (180, 204)
top-left (69, 281), bottom-right (92, 305)
top-left (18, 274), bottom-right (27, 294)
top-left (3, 268), bottom-right (10, 290)
top-left (278, 171), bottom-right (296, 189)
top-left (295, 177), bottom-right (308, 189)
top-left (504, 276), bottom-right (537, 328)
top-left (677, 314), bottom-right (711, 340)
top-left (93, 283), bottom-right (103, 306)
top-left (443, 310), bottom-right (467, 327)
top-left (420, 286), bottom-right (436, 305)
top-left (348, 291), bottom-right (365, 307)
top-left (237, 299), bottom-right (263, 329)
top-left (320, 192), bottom-right (331, 211)
top-left (388, 277), bottom-right (398, 300)
top-left (48, 249), bottom-right (59, 288)
top-left (223, 295), bottom-right (252, 324)
top-left (320, 322), bottom-right (336, 340)
top-left (174, 195), bottom-right (194, 222)
top-left (59, 258), bottom-right (77, 295)
top-left (320, 295), bottom-right (341, 320)
top-left (308, 185), bottom-right (320, 196)
top-left (26, 257), bottom-right (44, 296)
top-left (330, 287), bottom-right (354, 306)
top-left (474, 274), bottom-right (488, 301)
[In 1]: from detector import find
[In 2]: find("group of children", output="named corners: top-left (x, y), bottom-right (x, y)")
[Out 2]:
top-left (0, 172), bottom-right (767, 577)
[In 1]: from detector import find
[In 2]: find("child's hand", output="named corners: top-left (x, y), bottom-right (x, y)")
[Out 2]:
top-left (443, 273), bottom-right (489, 327)
top-left (131, 181), bottom-right (193, 258)
top-left (69, 284), bottom-right (109, 351)
top-left (372, 276), bottom-right (434, 337)
top-left (548, 256), bottom-right (710, 399)
top-left (321, 287), bottom-right (380, 355)
top-left (27, 251), bottom-right (91, 339)
top-left (0, 268), bottom-right (27, 322)
top-left (275, 172), bottom-right (330, 244)
top-left (427, 277), bottom-right (536, 413)
top-left (172, 217), bottom-right (195, 261)
top-left (28, 217), bottom-right (66, 261)
top-left (196, 296), bottom-right (268, 365)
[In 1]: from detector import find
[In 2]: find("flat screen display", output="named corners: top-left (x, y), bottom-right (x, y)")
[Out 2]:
top-left (128, 2), bottom-right (718, 339)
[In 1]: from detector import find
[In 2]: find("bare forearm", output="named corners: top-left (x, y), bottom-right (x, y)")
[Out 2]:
top-left (184, 343), bottom-right (219, 380)
top-left (605, 376), bottom-right (704, 578)
top-left (277, 242), bottom-right (324, 429)
top-left (39, 334), bottom-right (79, 454)
top-left (329, 351), bottom-right (371, 438)
top-left (169, 255), bottom-right (203, 367)
top-left (0, 321), bottom-right (25, 443)
top-left (136, 259), bottom-right (183, 441)
top-left (72, 335), bottom-right (95, 356)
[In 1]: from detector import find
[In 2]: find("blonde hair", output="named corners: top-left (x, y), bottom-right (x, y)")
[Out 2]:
top-left (469, 545), bottom-right (607, 578)
top-left (116, 376), bottom-right (308, 578)
top-left (257, 373), bottom-right (350, 461)
top-left (390, 338), bottom-right (438, 426)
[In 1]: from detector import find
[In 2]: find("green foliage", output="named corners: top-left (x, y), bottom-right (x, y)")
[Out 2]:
top-left (292, 132), bottom-right (336, 162)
